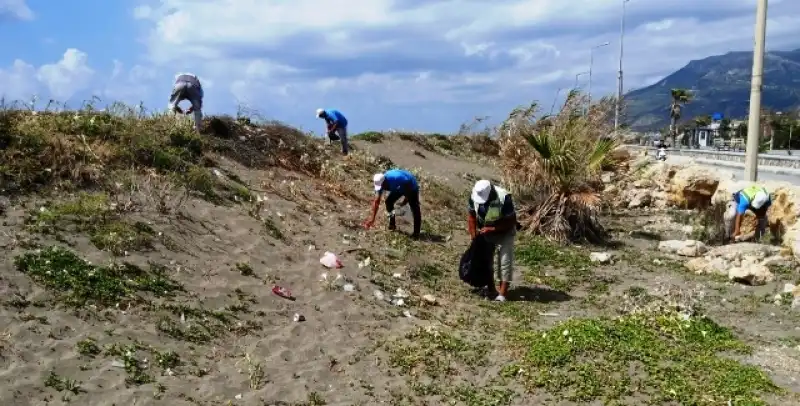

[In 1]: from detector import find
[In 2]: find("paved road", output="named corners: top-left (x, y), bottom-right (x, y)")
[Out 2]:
top-left (664, 155), bottom-right (800, 185)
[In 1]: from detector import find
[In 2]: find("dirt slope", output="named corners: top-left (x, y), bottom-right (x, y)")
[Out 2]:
top-left (0, 130), bottom-right (502, 406)
top-left (1, 121), bottom-right (800, 405)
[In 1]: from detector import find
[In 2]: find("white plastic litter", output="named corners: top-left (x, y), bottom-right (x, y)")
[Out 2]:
top-left (373, 290), bottom-right (385, 301)
top-left (358, 257), bottom-right (372, 269)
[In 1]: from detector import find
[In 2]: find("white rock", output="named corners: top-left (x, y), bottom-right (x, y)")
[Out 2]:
top-left (658, 240), bottom-right (708, 257)
top-left (728, 264), bottom-right (774, 286)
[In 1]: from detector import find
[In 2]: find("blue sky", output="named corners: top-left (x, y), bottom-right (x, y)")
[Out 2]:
top-left (2, 0), bottom-right (800, 134)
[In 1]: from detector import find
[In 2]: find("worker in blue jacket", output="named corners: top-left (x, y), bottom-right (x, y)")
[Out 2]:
top-left (316, 108), bottom-right (349, 155)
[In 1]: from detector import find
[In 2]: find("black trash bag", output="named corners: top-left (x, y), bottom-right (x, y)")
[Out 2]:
top-left (459, 234), bottom-right (494, 288)
top-left (327, 131), bottom-right (340, 142)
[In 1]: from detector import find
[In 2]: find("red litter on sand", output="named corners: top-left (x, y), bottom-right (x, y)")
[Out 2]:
top-left (272, 285), bottom-right (295, 301)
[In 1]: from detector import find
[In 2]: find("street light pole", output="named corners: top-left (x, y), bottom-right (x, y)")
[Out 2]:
top-left (588, 41), bottom-right (610, 103)
top-left (615, 0), bottom-right (631, 135)
top-left (744, 0), bottom-right (768, 182)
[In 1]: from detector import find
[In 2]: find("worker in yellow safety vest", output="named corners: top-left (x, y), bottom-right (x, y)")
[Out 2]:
top-left (724, 185), bottom-right (771, 242)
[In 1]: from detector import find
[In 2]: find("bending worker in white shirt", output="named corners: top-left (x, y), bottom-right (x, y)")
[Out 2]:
top-left (169, 73), bottom-right (204, 132)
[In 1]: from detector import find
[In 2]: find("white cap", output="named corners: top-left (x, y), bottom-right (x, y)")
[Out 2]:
top-left (751, 189), bottom-right (769, 209)
top-left (316, 108), bottom-right (325, 118)
top-left (373, 173), bottom-right (385, 191)
top-left (471, 180), bottom-right (492, 204)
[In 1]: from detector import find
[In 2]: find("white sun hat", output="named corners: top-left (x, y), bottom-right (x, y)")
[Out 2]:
top-left (316, 108), bottom-right (325, 118)
top-left (373, 173), bottom-right (386, 191)
top-left (471, 179), bottom-right (492, 204)
top-left (751, 189), bottom-right (769, 209)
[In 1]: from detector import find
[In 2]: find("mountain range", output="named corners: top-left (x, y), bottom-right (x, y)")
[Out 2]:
top-left (624, 48), bottom-right (800, 131)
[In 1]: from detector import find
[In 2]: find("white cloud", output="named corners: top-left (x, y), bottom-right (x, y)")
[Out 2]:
top-left (0, 49), bottom-right (160, 107)
top-left (643, 19), bottom-right (674, 32)
top-left (0, 0), bottom-right (33, 20)
top-left (0, 60), bottom-right (38, 101)
top-left (121, 0), bottom-right (800, 131)
top-left (132, 5), bottom-right (152, 19)
top-left (4, 0), bottom-right (800, 133)
top-left (103, 60), bottom-right (158, 105)
top-left (37, 49), bottom-right (95, 101)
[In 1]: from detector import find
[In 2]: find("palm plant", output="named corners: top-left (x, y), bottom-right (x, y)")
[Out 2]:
top-left (498, 91), bottom-right (627, 243)
top-left (669, 89), bottom-right (693, 147)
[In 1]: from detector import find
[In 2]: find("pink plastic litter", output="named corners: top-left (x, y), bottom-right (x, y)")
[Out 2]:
top-left (320, 251), bottom-right (343, 269)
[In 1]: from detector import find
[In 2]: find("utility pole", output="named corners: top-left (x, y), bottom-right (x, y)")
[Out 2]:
top-left (615, 0), bottom-right (631, 136)
top-left (744, 0), bottom-right (768, 182)
top-left (588, 42), bottom-right (610, 103)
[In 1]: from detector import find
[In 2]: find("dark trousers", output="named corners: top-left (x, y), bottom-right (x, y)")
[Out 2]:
top-left (386, 189), bottom-right (421, 237)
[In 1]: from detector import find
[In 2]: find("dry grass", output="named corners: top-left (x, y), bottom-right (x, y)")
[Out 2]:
top-left (0, 102), bottom-right (361, 209)
top-left (497, 91), bottom-right (629, 243)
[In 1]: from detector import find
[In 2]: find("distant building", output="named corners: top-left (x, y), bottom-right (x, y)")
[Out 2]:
top-left (686, 122), bottom-right (720, 148)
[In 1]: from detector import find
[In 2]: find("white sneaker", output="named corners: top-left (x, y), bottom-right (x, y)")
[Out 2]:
top-left (494, 295), bottom-right (506, 302)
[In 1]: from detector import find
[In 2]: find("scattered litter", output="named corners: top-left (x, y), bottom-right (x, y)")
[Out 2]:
top-left (320, 251), bottom-right (343, 269)
top-left (343, 283), bottom-right (355, 292)
top-left (111, 360), bottom-right (125, 368)
top-left (180, 312), bottom-right (186, 324)
top-left (319, 272), bottom-right (328, 282)
top-left (308, 245), bottom-right (316, 251)
top-left (394, 288), bottom-right (409, 298)
top-left (235, 394), bottom-right (243, 400)
top-left (392, 273), bottom-right (403, 279)
top-left (403, 310), bottom-right (413, 318)
top-left (212, 169), bottom-right (224, 179)
top-left (392, 298), bottom-right (406, 306)
top-left (358, 257), bottom-right (372, 269)
top-left (537, 312), bottom-right (559, 317)
top-left (293, 313), bottom-right (305, 322)
top-left (373, 290), bottom-right (386, 301)
top-left (653, 259), bottom-right (664, 265)
top-left (272, 285), bottom-right (295, 301)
